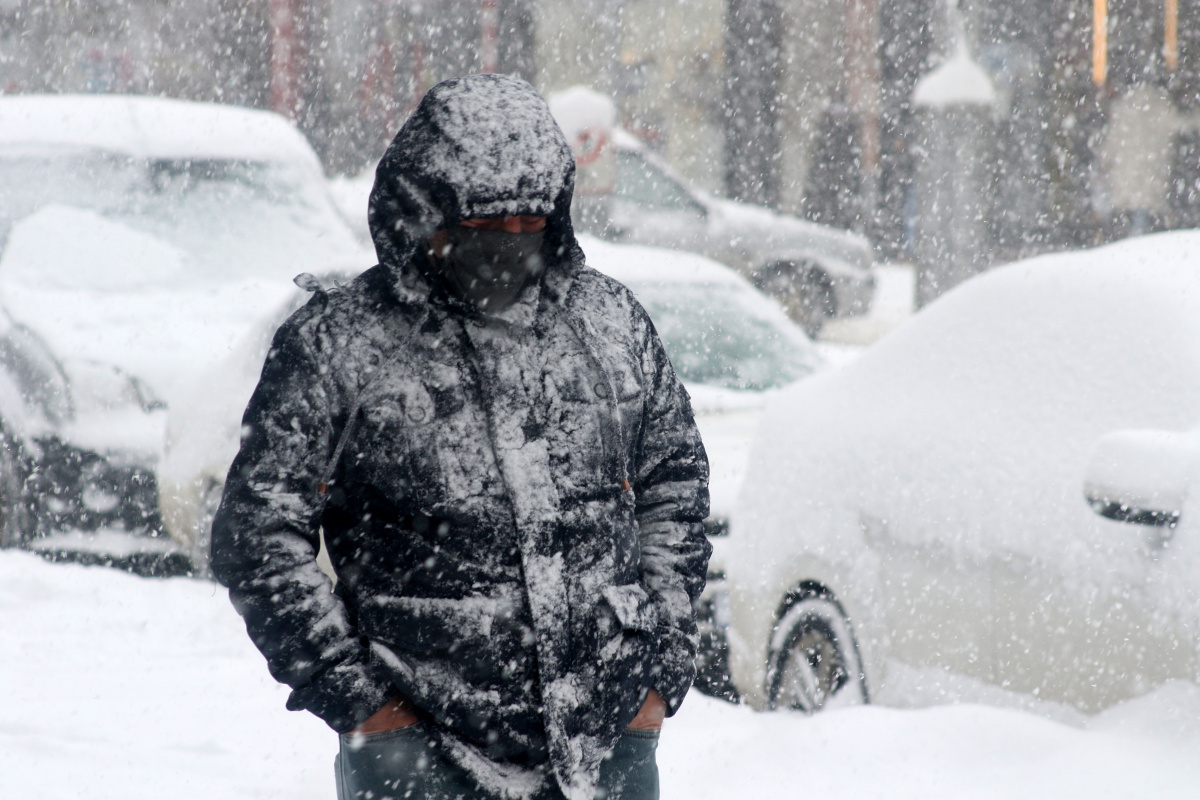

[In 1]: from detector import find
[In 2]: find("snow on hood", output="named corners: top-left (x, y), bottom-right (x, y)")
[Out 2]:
top-left (0, 94), bottom-right (321, 167)
top-left (0, 207), bottom-right (309, 404)
top-left (3, 205), bottom-right (186, 290)
top-left (912, 46), bottom-right (997, 108)
top-left (367, 74), bottom-right (580, 292)
top-left (734, 231), bottom-right (1200, 615)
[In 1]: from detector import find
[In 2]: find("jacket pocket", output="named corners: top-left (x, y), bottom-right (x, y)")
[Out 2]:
top-left (601, 583), bottom-right (659, 633)
top-left (358, 594), bottom-right (503, 654)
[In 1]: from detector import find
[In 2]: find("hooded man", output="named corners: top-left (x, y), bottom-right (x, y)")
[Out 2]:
top-left (210, 74), bottom-right (710, 800)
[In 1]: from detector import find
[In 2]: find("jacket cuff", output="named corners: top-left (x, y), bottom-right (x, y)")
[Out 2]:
top-left (651, 626), bottom-right (696, 716)
top-left (285, 654), bottom-right (396, 734)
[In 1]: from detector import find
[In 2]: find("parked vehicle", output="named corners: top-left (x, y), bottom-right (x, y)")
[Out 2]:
top-left (158, 236), bottom-right (823, 693)
top-left (726, 231), bottom-right (1200, 715)
top-left (548, 87), bottom-right (876, 337)
top-left (0, 94), bottom-right (373, 567)
top-left (0, 305), bottom-right (175, 572)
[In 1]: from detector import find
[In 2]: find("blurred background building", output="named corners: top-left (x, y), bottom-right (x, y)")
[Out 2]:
top-left (3, 0), bottom-right (1200, 291)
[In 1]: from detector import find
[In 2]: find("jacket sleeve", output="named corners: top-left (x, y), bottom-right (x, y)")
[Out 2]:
top-left (209, 316), bottom-right (395, 733)
top-left (632, 312), bottom-right (712, 715)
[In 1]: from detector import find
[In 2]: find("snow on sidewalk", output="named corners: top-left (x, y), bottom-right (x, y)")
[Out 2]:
top-left (2, 551), bottom-right (1197, 799)
top-left (659, 687), bottom-right (1200, 799)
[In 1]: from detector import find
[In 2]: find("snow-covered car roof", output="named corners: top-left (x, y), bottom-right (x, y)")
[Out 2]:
top-left (0, 94), bottom-right (320, 167)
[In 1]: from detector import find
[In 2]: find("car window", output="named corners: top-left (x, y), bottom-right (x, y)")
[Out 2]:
top-left (614, 151), bottom-right (703, 213)
top-left (629, 282), bottom-right (818, 392)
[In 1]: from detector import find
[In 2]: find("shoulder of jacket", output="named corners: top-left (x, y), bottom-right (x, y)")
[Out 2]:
top-left (276, 266), bottom-right (404, 354)
top-left (566, 265), bottom-right (642, 311)
top-left (566, 264), bottom-right (654, 332)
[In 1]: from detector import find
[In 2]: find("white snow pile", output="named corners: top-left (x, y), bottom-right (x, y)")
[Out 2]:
top-left (0, 195), bottom-right (368, 406)
top-left (2, 205), bottom-right (187, 290)
top-left (2, 550), bottom-right (1198, 800)
top-left (0, 206), bottom-right (298, 405)
top-left (912, 45), bottom-right (997, 108)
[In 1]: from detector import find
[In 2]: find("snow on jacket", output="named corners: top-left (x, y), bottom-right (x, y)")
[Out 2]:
top-left (210, 75), bottom-right (710, 800)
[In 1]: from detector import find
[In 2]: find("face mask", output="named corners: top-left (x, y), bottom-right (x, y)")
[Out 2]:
top-left (436, 226), bottom-right (545, 312)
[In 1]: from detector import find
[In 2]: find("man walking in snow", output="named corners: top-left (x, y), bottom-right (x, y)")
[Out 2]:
top-left (210, 74), bottom-right (710, 800)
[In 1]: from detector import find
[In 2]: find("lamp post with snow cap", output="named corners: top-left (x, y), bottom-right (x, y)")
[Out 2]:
top-left (910, 1), bottom-right (998, 308)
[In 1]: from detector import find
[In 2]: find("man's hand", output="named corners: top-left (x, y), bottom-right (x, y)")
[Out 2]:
top-left (627, 689), bottom-right (667, 731)
top-left (350, 695), bottom-right (419, 735)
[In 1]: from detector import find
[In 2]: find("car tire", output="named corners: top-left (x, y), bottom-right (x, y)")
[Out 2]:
top-left (766, 590), bottom-right (868, 713)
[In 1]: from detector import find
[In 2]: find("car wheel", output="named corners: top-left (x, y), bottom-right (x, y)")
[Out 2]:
top-left (766, 591), bottom-right (868, 713)
top-left (190, 480), bottom-right (224, 579)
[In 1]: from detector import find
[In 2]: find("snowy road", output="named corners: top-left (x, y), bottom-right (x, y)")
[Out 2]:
top-left (3, 550), bottom-right (1198, 799)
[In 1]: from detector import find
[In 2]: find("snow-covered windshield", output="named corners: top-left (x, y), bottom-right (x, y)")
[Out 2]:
top-left (631, 282), bottom-right (817, 392)
top-left (0, 150), bottom-right (355, 283)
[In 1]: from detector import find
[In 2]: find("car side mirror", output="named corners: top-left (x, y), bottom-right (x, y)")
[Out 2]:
top-left (1082, 429), bottom-right (1197, 529)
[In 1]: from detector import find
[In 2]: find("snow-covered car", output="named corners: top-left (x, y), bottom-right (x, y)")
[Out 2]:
top-left (0, 305), bottom-right (175, 571)
top-left (157, 236), bottom-right (823, 690)
top-left (727, 231), bottom-right (1200, 716)
top-left (548, 87), bottom-right (876, 337)
top-left (0, 94), bottom-right (373, 566)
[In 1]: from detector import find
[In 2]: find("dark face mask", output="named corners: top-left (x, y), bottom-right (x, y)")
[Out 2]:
top-left (436, 226), bottom-right (545, 312)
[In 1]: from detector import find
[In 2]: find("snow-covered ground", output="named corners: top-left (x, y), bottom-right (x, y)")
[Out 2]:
top-left (3, 550), bottom-right (1197, 799)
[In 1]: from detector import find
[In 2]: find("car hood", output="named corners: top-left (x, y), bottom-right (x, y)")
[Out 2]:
top-left (0, 204), bottom-right (373, 410)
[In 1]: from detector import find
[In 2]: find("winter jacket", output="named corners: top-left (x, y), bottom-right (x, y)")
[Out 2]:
top-left (210, 74), bottom-right (710, 800)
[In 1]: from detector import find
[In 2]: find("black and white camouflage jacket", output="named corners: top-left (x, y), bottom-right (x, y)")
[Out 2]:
top-left (210, 74), bottom-right (710, 800)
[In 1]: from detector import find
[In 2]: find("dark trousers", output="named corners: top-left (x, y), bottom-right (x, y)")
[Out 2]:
top-left (335, 723), bottom-right (659, 800)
